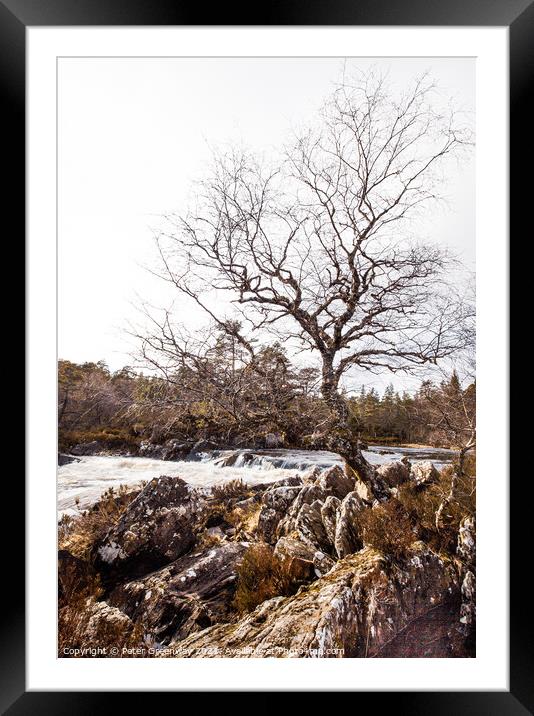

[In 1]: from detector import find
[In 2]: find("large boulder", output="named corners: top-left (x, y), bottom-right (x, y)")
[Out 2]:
top-left (94, 476), bottom-right (205, 578)
top-left (334, 491), bottom-right (366, 558)
top-left (168, 545), bottom-right (459, 658)
top-left (190, 439), bottom-right (218, 457)
top-left (138, 441), bottom-right (166, 459)
top-left (376, 461), bottom-right (410, 488)
top-left (410, 461), bottom-right (439, 487)
top-left (108, 542), bottom-right (248, 645)
top-left (352, 478), bottom-right (375, 504)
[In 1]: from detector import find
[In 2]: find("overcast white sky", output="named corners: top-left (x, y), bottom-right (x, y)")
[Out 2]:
top-left (58, 57), bottom-right (475, 394)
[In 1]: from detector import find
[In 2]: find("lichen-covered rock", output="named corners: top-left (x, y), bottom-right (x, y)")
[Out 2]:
top-left (459, 570), bottom-right (476, 632)
top-left (294, 500), bottom-right (330, 553)
top-left (274, 535), bottom-right (335, 581)
top-left (94, 476), bottom-right (205, 578)
top-left (352, 478), bottom-right (374, 503)
top-left (314, 466), bottom-right (355, 500)
top-left (410, 461), bottom-right (439, 486)
top-left (273, 536), bottom-right (317, 581)
top-left (257, 484), bottom-right (302, 544)
top-left (109, 542), bottom-right (249, 644)
top-left (320, 496), bottom-right (341, 546)
top-left (83, 600), bottom-right (136, 643)
top-left (334, 491), bottom-right (366, 558)
top-left (457, 516), bottom-right (476, 643)
top-left (168, 545), bottom-right (459, 658)
top-left (457, 516), bottom-right (476, 566)
top-left (376, 461), bottom-right (410, 488)
top-left (313, 551), bottom-right (336, 577)
top-left (277, 484), bottom-right (326, 537)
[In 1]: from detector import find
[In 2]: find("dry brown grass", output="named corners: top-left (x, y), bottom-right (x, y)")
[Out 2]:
top-left (225, 502), bottom-right (262, 539)
top-left (211, 478), bottom-right (251, 501)
top-left (233, 542), bottom-right (302, 614)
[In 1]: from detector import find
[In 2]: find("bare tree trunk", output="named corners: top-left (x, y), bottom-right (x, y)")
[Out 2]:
top-left (320, 358), bottom-right (379, 494)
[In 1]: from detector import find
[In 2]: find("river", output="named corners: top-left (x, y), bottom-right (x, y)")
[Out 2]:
top-left (57, 445), bottom-right (456, 517)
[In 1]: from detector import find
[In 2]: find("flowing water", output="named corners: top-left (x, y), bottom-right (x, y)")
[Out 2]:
top-left (57, 445), bottom-right (456, 517)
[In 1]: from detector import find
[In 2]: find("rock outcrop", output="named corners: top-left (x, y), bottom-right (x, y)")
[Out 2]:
top-left (457, 516), bottom-right (476, 642)
top-left (314, 465), bottom-right (355, 500)
top-left (376, 460), bottom-right (410, 488)
top-left (59, 456), bottom-right (475, 659)
top-left (320, 496), bottom-right (341, 546)
top-left (58, 453), bottom-right (80, 466)
top-left (170, 544), bottom-right (459, 658)
top-left (334, 491), bottom-right (366, 558)
top-left (294, 500), bottom-right (331, 553)
top-left (94, 476), bottom-right (206, 578)
top-left (108, 542), bottom-right (248, 644)
top-left (410, 461), bottom-right (439, 487)
top-left (257, 484), bottom-right (302, 544)
top-left (83, 600), bottom-right (136, 644)
top-left (71, 440), bottom-right (105, 456)
top-left (457, 515), bottom-right (476, 565)
top-left (139, 439), bottom-right (195, 461)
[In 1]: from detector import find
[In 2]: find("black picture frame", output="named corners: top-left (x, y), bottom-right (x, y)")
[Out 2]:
top-left (5, 0), bottom-right (524, 709)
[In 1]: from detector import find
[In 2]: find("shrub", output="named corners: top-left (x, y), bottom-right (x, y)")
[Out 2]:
top-left (59, 427), bottom-right (140, 453)
top-left (358, 499), bottom-right (417, 562)
top-left (233, 543), bottom-right (301, 614)
top-left (397, 459), bottom-right (475, 554)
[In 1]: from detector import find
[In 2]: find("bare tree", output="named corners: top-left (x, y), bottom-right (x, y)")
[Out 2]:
top-left (140, 70), bottom-right (473, 495)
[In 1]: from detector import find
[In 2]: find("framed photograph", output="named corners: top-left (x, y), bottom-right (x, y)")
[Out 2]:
top-left (6, 0), bottom-right (525, 707)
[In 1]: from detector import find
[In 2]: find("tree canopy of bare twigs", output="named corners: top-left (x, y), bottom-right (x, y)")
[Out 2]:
top-left (136, 69), bottom-right (474, 491)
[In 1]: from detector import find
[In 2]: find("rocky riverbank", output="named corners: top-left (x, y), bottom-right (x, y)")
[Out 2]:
top-left (58, 458), bottom-right (475, 659)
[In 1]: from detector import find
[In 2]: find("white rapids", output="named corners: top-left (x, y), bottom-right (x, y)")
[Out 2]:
top-left (58, 445), bottom-right (455, 517)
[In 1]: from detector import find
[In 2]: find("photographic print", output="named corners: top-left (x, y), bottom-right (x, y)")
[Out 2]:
top-left (57, 56), bottom-right (476, 660)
